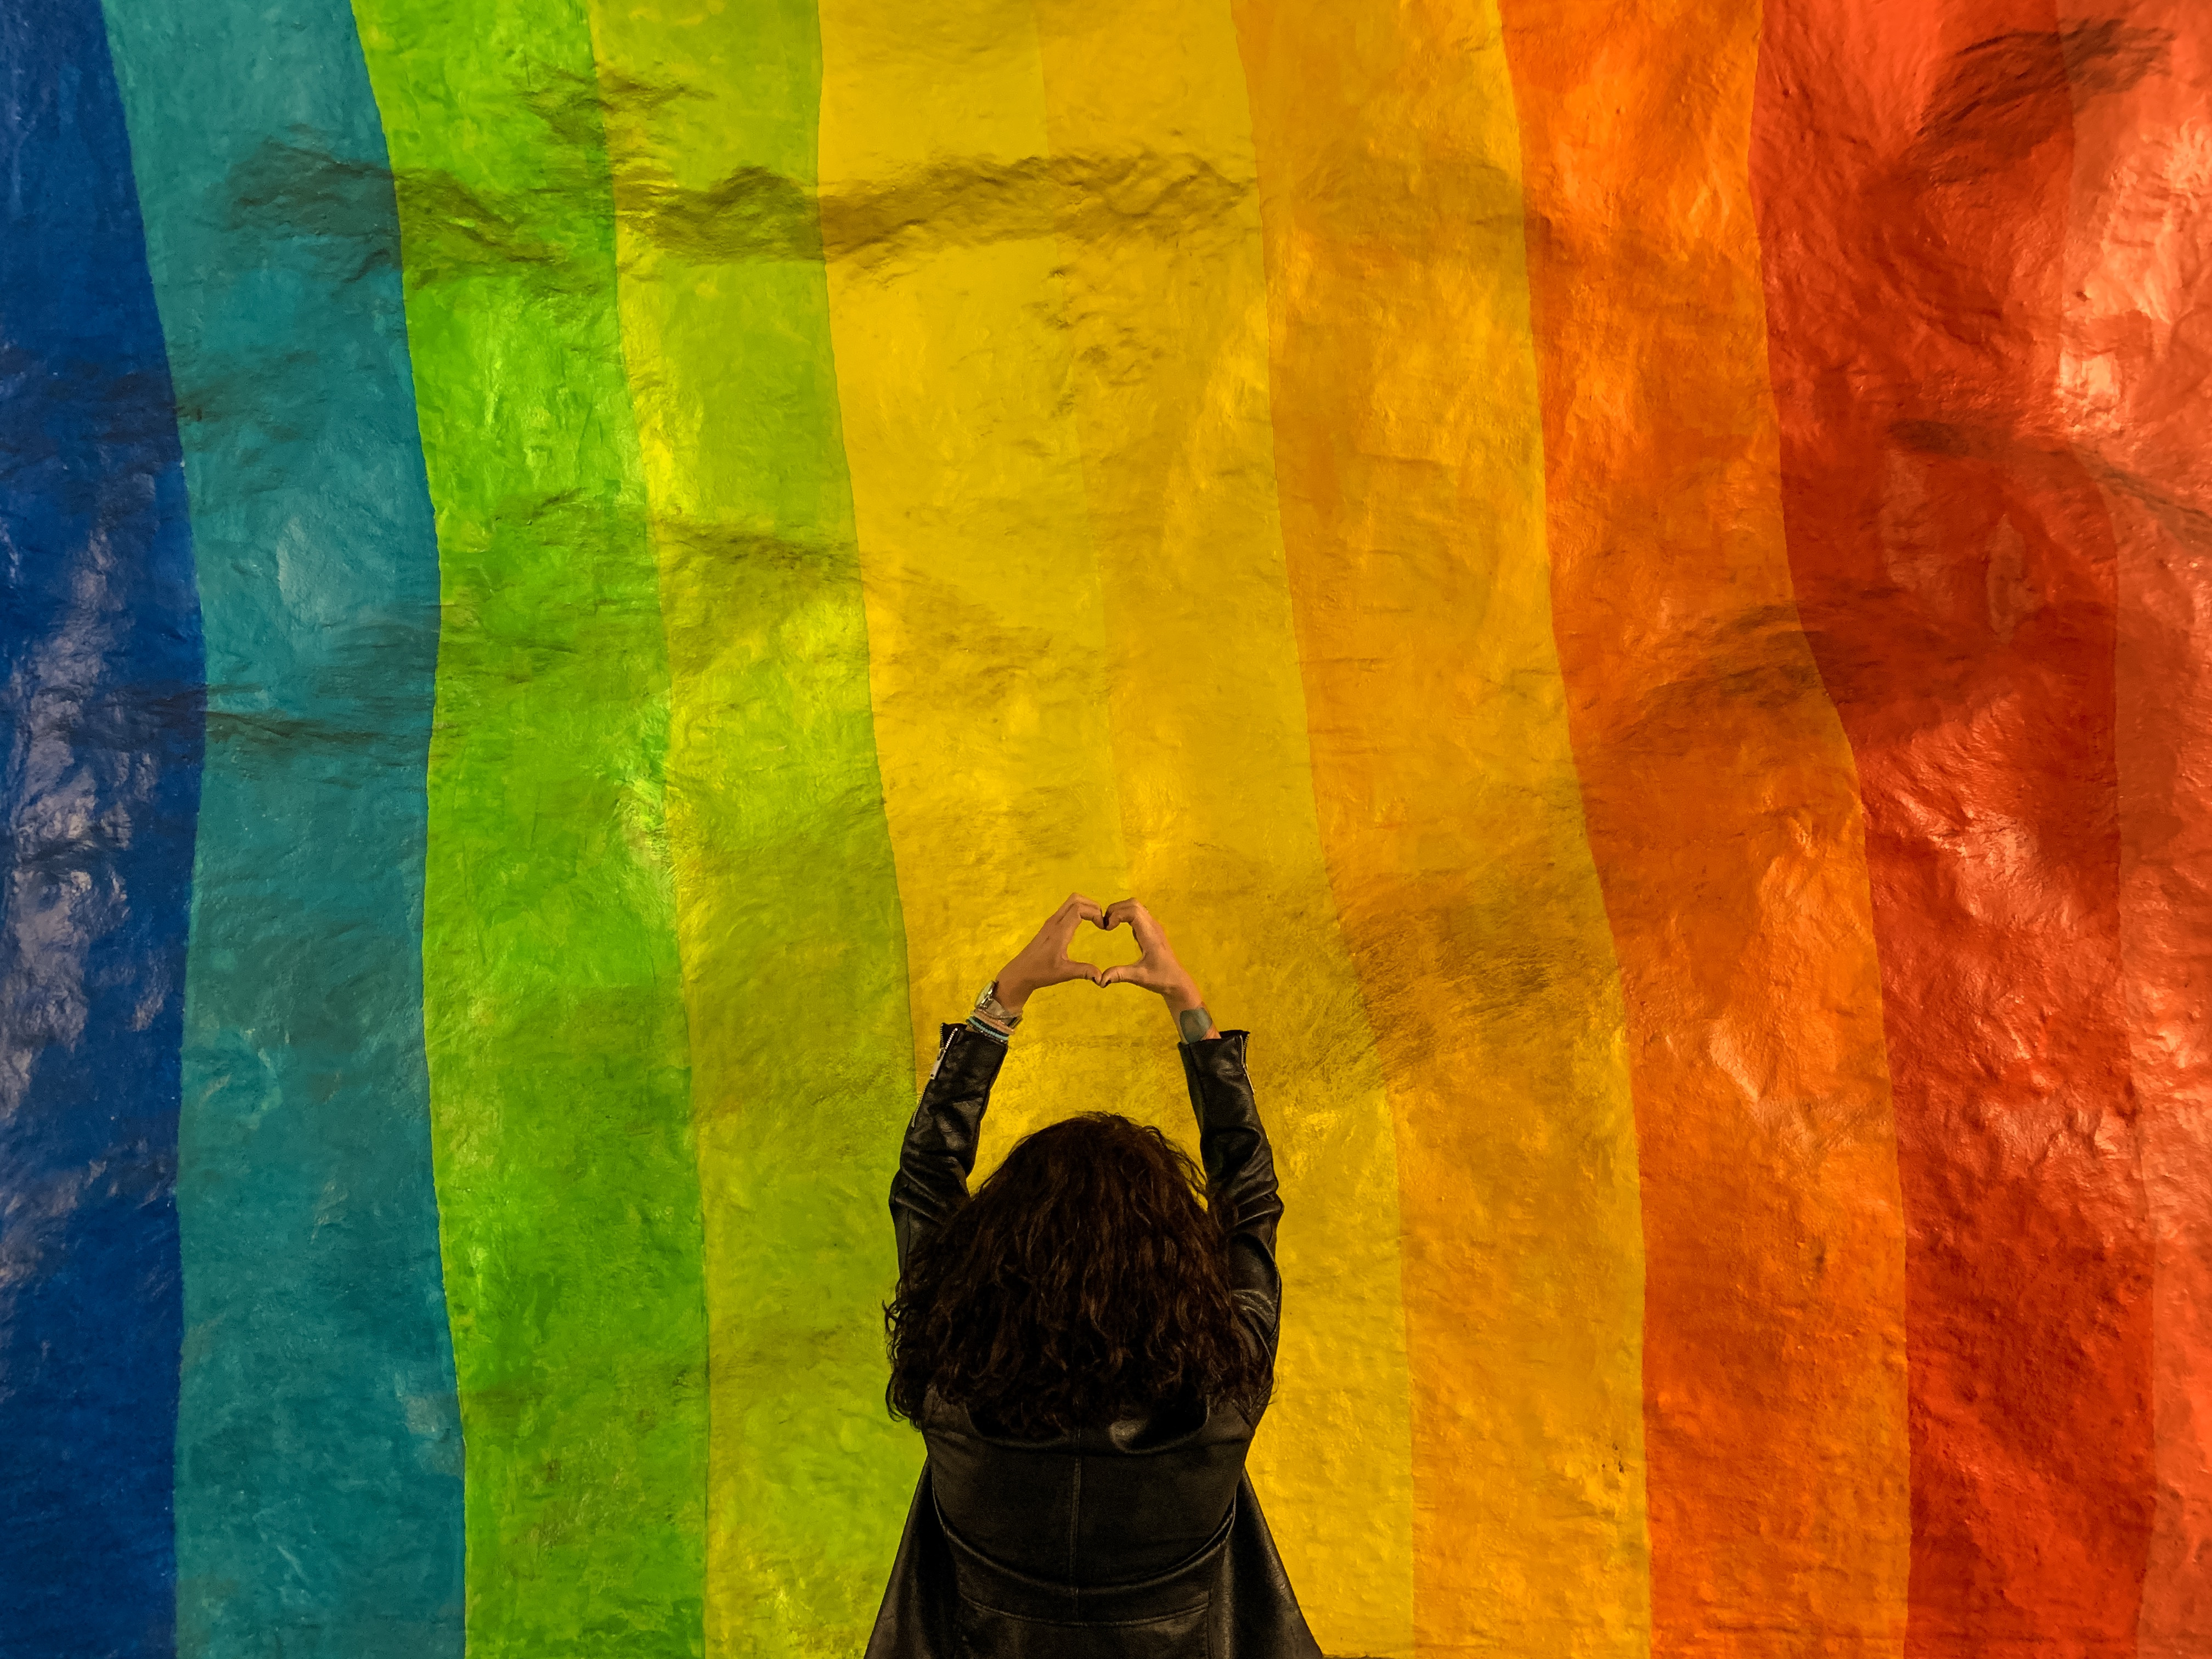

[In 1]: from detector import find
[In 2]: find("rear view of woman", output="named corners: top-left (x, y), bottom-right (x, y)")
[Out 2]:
top-left (868, 896), bottom-right (1322, 1659)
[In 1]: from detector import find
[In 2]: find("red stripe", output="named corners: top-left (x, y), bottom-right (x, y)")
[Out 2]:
top-left (1752, 2), bottom-right (2156, 1651)
top-left (2059, 4), bottom-right (2212, 1651)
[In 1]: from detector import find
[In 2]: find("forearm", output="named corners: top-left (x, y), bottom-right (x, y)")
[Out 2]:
top-left (1164, 975), bottom-right (1218, 1042)
top-left (889, 1023), bottom-right (1006, 1267)
top-left (1178, 1031), bottom-right (1283, 1313)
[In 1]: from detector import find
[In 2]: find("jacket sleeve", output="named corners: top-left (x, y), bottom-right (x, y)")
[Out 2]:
top-left (1178, 1030), bottom-right (1285, 1362)
top-left (890, 1023), bottom-right (1008, 1273)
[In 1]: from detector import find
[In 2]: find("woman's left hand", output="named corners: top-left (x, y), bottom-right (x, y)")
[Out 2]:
top-left (994, 894), bottom-right (1109, 1013)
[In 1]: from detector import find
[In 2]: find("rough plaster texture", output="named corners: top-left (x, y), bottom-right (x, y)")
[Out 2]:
top-left (2, 1), bottom-right (2206, 1656)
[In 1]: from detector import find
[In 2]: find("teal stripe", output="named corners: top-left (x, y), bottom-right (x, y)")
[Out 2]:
top-left (99, 3), bottom-right (465, 1654)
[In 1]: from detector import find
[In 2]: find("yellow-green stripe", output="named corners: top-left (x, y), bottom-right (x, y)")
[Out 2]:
top-left (586, 0), bottom-right (920, 1651)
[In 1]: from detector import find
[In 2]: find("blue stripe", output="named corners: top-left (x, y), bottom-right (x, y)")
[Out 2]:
top-left (0, 1), bottom-right (202, 1653)
top-left (94, 2), bottom-right (466, 1653)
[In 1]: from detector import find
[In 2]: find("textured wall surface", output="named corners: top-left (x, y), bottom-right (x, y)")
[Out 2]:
top-left (2, 1), bottom-right (2207, 1656)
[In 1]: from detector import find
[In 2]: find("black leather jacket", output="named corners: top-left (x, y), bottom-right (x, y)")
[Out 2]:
top-left (866, 1025), bottom-right (1323, 1659)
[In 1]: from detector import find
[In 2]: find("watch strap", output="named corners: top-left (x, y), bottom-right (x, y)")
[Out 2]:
top-left (973, 980), bottom-right (1023, 1031)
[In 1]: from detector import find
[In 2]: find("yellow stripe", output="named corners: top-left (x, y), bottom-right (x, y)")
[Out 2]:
top-left (820, 2), bottom-right (1417, 1647)
top-left (1026, 2), bottom-right (1418, 1650)
top-left (817, 0), bottom-right (1163, 1142)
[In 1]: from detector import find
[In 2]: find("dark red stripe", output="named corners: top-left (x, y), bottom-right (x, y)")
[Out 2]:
top-left (2060, 4), bottom-right (2212, 1650)
top-left (1752, 2), bottom-right (2155, 1652)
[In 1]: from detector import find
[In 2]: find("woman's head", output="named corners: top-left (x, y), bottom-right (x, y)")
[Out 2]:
top-left (885, 1113), bottom-right (1269, 1438)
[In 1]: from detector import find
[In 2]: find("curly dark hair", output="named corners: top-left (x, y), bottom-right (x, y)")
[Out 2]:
top-left (885, 1113), bottom-right (1271, 1438)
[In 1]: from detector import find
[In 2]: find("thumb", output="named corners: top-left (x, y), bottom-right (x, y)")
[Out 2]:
top-left (1098, 964), bottom-right (1136, 987)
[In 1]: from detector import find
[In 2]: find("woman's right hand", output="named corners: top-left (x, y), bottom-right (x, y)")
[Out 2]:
top-left (1098, 900), bottom-right (1209, 1025)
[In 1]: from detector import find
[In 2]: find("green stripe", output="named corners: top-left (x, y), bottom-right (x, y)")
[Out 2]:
top-left (351, 2), bottom-right (709, 1651)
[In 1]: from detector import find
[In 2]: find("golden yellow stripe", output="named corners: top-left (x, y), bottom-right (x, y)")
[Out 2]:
top-left (817, 0), bottom-right (1167, 1142)
top-left (588, 2), bottom-right (922, 1650)
top-left (1026, 1), bottom-right (1418, 1649)
top-left (1235, 0), bottom-right (1654, 1651)
top-left (821, 2), bottom-right (1417, 1648)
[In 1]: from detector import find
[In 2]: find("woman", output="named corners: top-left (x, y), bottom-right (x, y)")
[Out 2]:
top-left (867, 896), bottom-right (1323, 1659)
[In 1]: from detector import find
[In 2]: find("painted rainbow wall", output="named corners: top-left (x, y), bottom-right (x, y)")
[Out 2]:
top-left (2, 1), bottom-right (2206, 1655)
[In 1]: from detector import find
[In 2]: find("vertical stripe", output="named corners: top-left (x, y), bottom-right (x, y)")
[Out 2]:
top-left (99, 2), bottom-right (465, 1649)
top-left (351, 2), bottom-right (710, 1650)
top-left (1752, 2), bottom-right (2154, 1651)
top-left (0, 0), bottom-right (200, 1650)
top-left (2059, 14), bottom-right (2212, 1650)
top-left (1499, 0), bottom-right (1913, 1652)
top-left (1232, 1), bottom-right (1651, 1652)
top-left (2058, 14), bottom-right (2212, 1650)
top-left (817, 0), bottom-right (1161, 1145)
top-left (584, 2), bottom-right (918, 1651)
top-left (1028, 2), bottom-right (1417, 1650)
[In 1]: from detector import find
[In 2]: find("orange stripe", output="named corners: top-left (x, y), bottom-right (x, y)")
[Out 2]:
top-left (1235, 1), bottom-right (1653, 1650)
top-left (1494, 0), bottom-right (1912, 1651)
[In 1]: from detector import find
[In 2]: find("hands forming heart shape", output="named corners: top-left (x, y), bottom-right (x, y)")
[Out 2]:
top-left (993, 893), bottom-right (1205, 1023)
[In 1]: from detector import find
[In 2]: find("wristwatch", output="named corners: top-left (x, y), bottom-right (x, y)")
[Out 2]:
top-left (972, 980), bottom-right (1023, 1031)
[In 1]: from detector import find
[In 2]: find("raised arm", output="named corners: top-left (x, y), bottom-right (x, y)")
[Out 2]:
top-left (1097, 899), bottom-right (1281, 1353)
top-left (889, 894), bottom-right (1108, 1269)
top-left (889, 1024), bottom-right (1006, 1271)
top-left (1179, 1032), bottom-right (1284, 1358)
